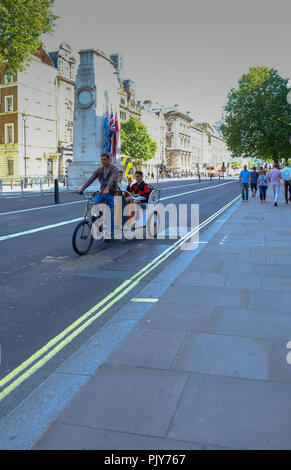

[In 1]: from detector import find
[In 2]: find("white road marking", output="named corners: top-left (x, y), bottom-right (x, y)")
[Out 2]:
top-left (0, 218), bottom-right (82, 242)
top-left (0, 200), bottom-right (84, 216)
top-left (160, 181), bottom-right (235, 200)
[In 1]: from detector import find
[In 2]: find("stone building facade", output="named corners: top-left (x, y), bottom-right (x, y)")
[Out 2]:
top-left (140, 101), bottom-right (166, 177)
top-left (164, 107), bottom-right (193, 175)
top-left (0, 43), bottom-right (76, 180)
top-left (119, 83), bottom-right (141, 122)
top-left (49, 42), bottom-right (76, 176)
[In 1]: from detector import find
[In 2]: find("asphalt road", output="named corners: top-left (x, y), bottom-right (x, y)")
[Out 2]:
top-left (0, 178), bottom-right (240, 418)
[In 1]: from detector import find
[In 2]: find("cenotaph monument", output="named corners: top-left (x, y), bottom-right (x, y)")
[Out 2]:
top-left (67, 49), bottom-right (120, 189)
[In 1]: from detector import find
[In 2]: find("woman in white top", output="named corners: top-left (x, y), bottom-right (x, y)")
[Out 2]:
top-left (268, 163), bottom-right (282, 206)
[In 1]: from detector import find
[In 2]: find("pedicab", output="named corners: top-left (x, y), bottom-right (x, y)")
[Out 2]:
top-left (72, 186), bottom-right (161, 255)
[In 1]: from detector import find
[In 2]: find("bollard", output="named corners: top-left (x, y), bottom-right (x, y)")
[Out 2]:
top-left (20, 178), bottom-right (24, 197)
top-left (40, 179), bottom-right (43, 195)
top-left (0, 179), bottom-right (2, 196)
top-left (54, 178), bottom-right (60, 204)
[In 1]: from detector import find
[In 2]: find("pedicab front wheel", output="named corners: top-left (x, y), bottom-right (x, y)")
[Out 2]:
top-left (72, 220), bottom-right (93, 255)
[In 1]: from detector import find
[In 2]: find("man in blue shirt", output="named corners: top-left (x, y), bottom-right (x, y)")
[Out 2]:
top-left (250, 166), bottom-right (260, 198)
top-left (239, 165), bottom-right (251, 201)
top-left (281, 162), bottom-right (291, 204)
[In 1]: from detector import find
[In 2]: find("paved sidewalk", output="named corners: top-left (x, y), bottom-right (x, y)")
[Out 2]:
top-left (33, 187), bottom-right (291, 450)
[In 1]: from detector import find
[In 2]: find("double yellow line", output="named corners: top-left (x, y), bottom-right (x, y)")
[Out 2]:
top-left (0, 195), bottom-right (240, 402)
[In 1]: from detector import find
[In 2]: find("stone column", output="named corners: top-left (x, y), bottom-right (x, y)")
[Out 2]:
top-left (67, 49), bottom-right (120, 189)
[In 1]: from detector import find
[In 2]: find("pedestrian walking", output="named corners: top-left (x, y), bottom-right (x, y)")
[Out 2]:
top-left (269, 162), bottom-right (282, 206)
top-left (239, 165), bottom-right (251, 201)
top-left (257, 169), bottom-right (269, 202)
top-left (250, 166), bottom-right (259, 197)
top-left (281, 161), bottom-right (291, 204)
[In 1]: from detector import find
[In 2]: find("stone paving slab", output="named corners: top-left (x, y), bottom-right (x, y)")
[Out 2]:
top-left (248, 289), bottom-right (291, 312)
top-left (106, 327), bottom-right (187, 369)
top-left (225, 274), bottom-right (262, 289)
top-left (252, 263), bottom-right (291, 277)
top-left (261, 276), bottom-right (291, 291)
top-left (171, 332), bottom-right (291, 383)
top-left (159, 285), bottom-right (249, 309)
top-left (208, 307), bottom-right (291, 339)
top-left (250, 246), bottom-right (291, 255)
top-left (137, 303), bottom-right (215, 332)
top-left (237, 254), bottom-right (267, 264)
top-left (266, 255), bottom-right (291, 265)
top-left (32, 422), bottom-right (229, 450)
top-left (174, 271), bottom-right (227, 287)
top-left (52, 364), bottom-right (188, 438)
top-left (168, 374), bottom-right (291, 449)
top-left (167, 373), bottom-right (291, 450)
top-left (221, 262), bottom-right (254, 274)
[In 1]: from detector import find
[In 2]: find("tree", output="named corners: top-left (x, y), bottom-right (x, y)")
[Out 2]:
top-left (120, 116), bottom-right (157, 169)
top-left (231, 160), bottom-right (240, 169)
top-left (221, 66), bottom-right (291, 163)
top-left (0, 0), bottom-right (57, 74)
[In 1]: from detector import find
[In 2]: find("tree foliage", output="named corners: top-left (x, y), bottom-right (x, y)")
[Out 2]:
top-left (0, 0), bottom-right (57, 74)
top-left (221, 66), bottom-right (291, 162)
top-left (120, 116), bottom-right (157, 169)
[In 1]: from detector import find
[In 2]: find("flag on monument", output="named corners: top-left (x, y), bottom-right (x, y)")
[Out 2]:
top-left (112, 113), bottom-right (119, 157)
top-left (102, 112), bottom-right (109, 152)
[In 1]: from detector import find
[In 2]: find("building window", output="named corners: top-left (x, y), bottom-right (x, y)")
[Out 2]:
top-left (7, 159), bottom-right (14, 176)
top-left (5, 96), bottom-right (13, 112)
top-left (5, 74), bottom-right (13, 84)
top-left (5, 123), bottom-right (14, 144)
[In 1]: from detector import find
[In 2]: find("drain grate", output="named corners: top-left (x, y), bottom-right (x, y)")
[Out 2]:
top-left (220, 234), bottom-right (265, 246)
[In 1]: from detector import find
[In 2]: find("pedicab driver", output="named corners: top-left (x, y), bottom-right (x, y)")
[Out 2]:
top-left (76, 152), bottom-right (119, 236)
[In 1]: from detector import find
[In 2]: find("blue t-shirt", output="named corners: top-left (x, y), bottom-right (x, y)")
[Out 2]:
top-left (251, 171), bottom-right (259, 184)
top-left (240, 170), bottom-right (251, 183)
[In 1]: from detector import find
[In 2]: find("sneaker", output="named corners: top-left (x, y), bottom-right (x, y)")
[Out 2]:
top-left (274, 202), bottom-right (278, 207)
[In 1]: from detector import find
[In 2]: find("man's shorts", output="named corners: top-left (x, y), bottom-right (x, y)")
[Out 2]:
top-left (251, 183), bottom-right (257, 190)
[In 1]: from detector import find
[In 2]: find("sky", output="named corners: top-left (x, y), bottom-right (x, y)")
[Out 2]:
top-left (42, 0), bottom-right (291, 124)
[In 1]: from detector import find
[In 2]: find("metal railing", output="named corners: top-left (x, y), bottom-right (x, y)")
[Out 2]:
top-left (0, 176), bottom-right (68, 197)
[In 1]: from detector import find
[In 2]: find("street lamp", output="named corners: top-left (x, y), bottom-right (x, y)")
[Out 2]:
top-left (22, 112), bottom-right (27, 187)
